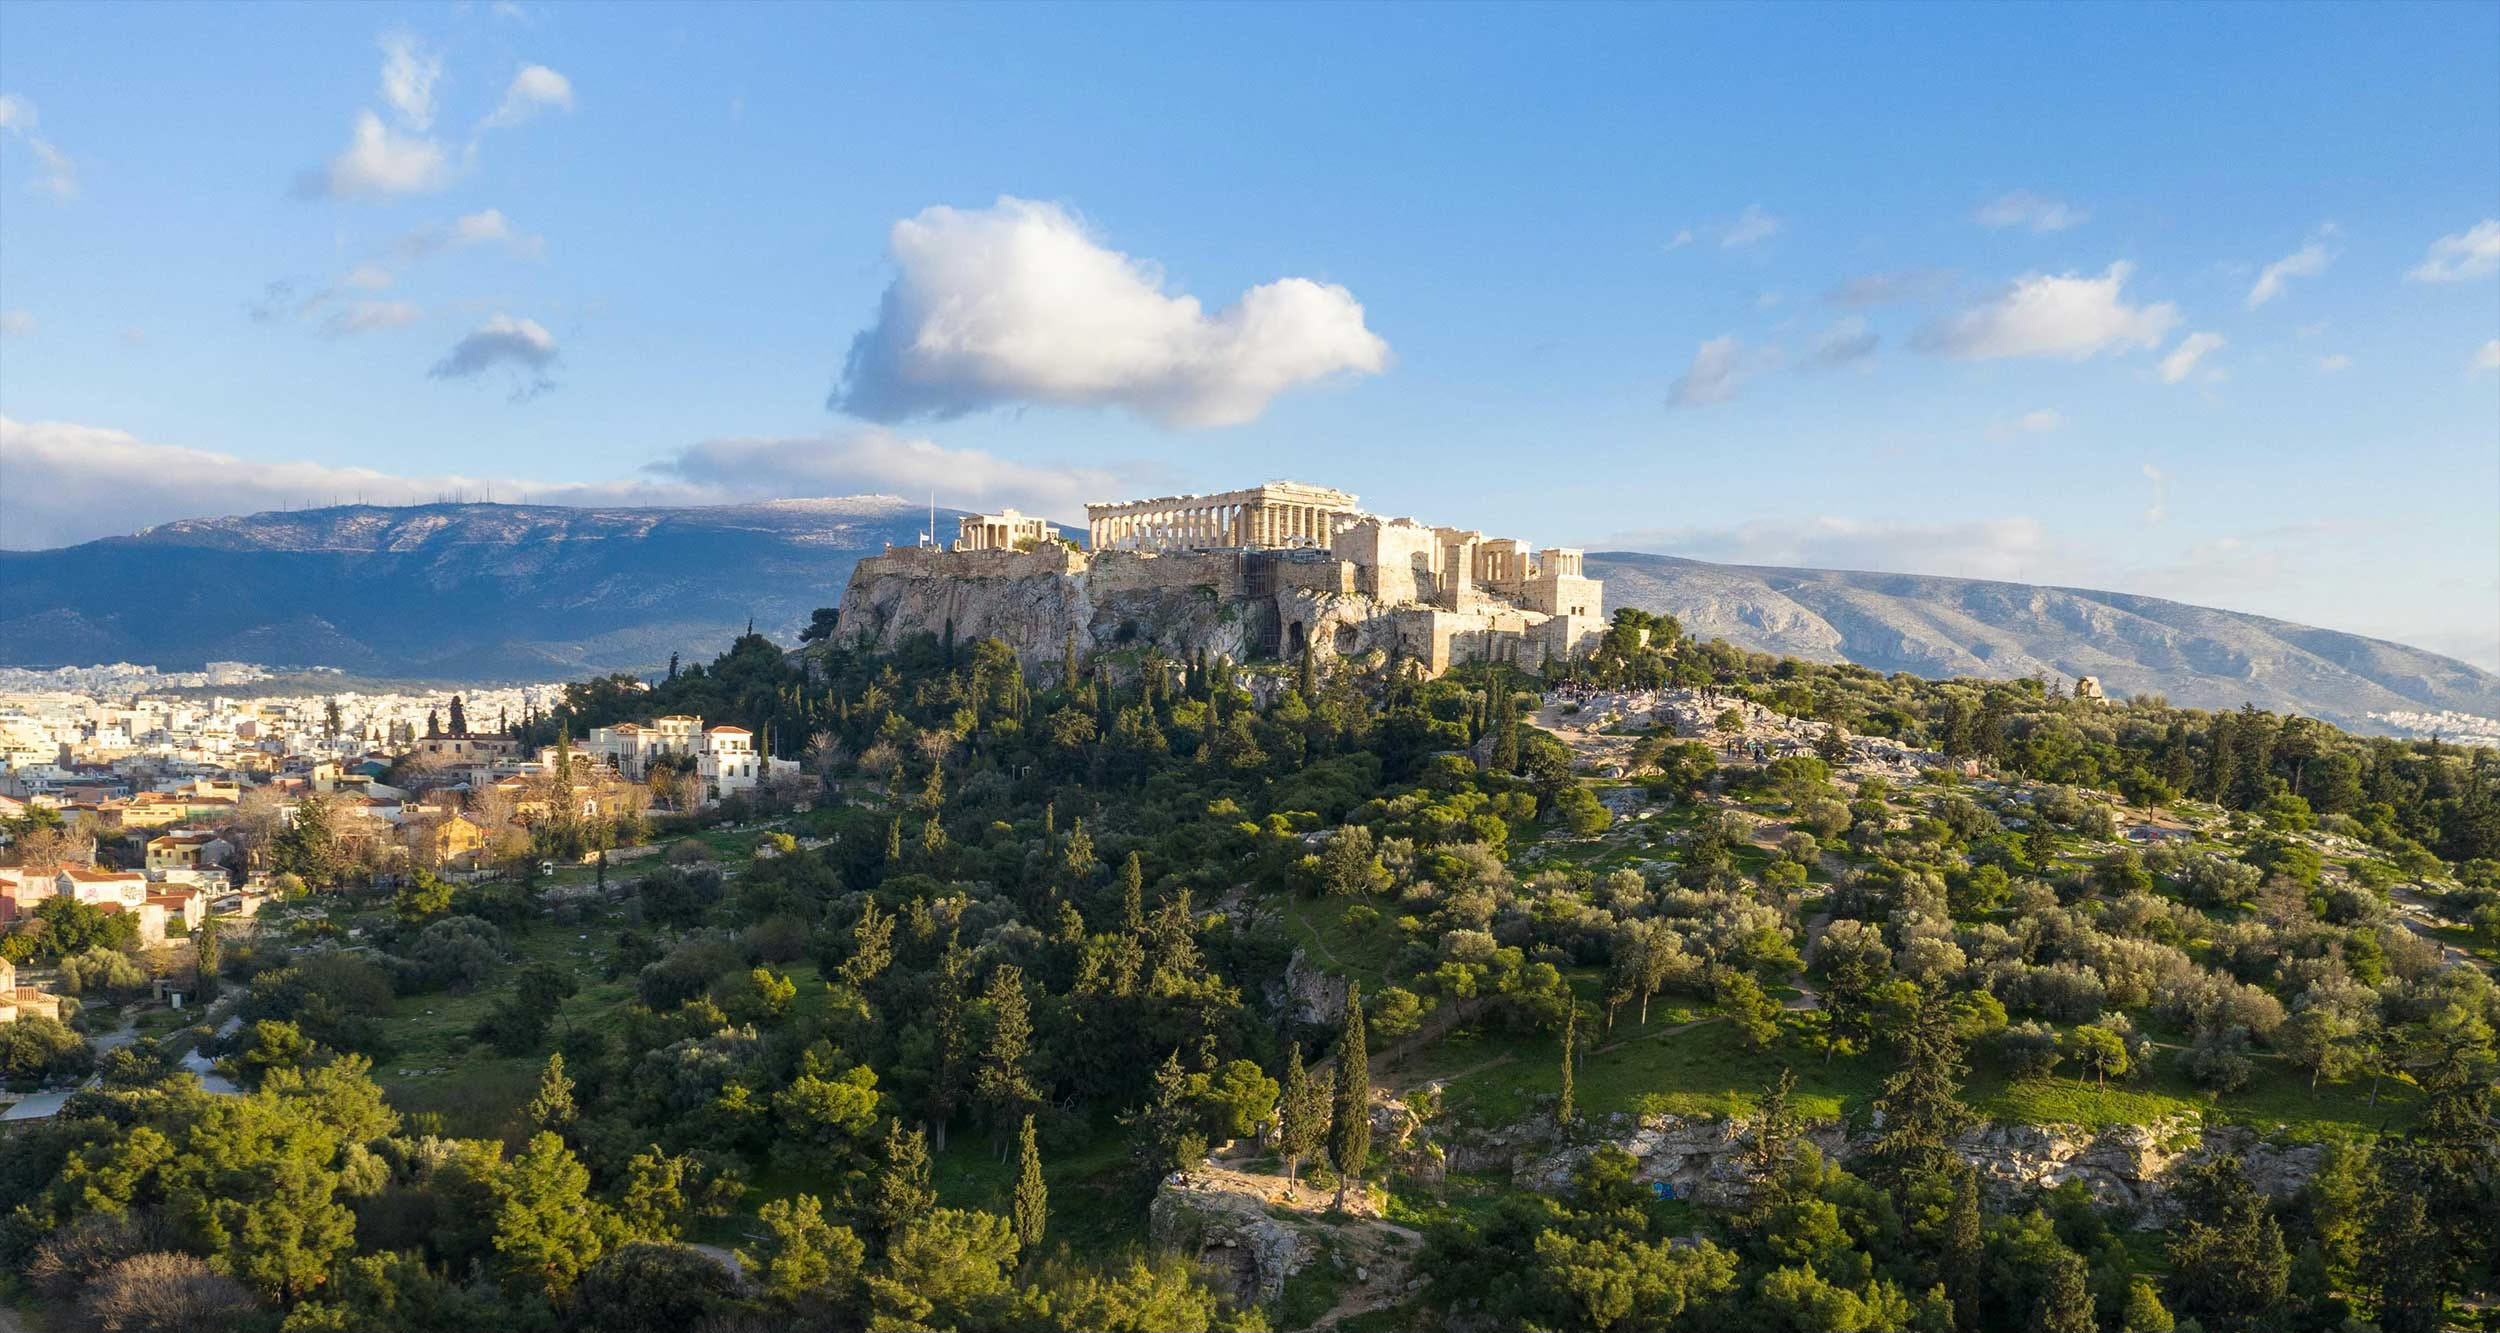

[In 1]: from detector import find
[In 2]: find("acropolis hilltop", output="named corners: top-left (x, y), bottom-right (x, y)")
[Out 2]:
top-left (837, 481), bottom-right (1606, 679)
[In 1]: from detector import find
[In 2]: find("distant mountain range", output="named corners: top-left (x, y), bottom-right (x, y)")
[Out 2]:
top-left (3, 500), bottom-right (2492, 735)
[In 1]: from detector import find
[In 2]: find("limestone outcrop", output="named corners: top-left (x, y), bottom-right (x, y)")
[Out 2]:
top-left (1148, 1172), bottom-right (1317, 1306)
top-left (1443, 1109), bottom-right (2322, 1225)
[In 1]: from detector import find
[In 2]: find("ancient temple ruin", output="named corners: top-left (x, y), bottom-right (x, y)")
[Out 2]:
top-left (839, 480), bottom-right (1608, 679)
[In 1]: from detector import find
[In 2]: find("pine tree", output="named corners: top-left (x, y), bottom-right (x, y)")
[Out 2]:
top-left (527, 1052), bottom-right (576, 1133)
top-left (870, 1120), bottom-right (937, 1242)
top-left (1125, 1050), bottom-right (1207, 1179)
top-left (975, 965), bottom-right (1041, 1147)
top-left (1279, 1042), bottom-right (1322, 1186)
top-left (1747, 1067), bottom-right (1800, 1211)
top-left (1119, 851), bottom-right (1146, 934)
top-left (1556, 1004), bottom-right (1577, 1127)
top-left (2121, 1279), bottom-right (2176, 1333)
top-left (1330, 982), bottom-right (1370, 1209)
top-left (1012, 1114), bottom-right (1047, 1253)
top-left (1868, 989), bottom-right (1976, 1182)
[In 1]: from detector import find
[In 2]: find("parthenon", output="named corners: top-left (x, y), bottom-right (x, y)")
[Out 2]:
top-left (1085, 481), bottom-right (1360, 552)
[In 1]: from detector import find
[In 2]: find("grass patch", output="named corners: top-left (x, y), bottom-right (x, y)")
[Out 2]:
top-left (1278, 895), bottom-right (1403, 987)
top-left (1431, 1012), bottom-right (1882, 1127)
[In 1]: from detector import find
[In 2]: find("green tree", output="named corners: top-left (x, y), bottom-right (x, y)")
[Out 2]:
top-left (741, 1193), bottom-right (864, 1309)
top-left (871, 1120), bottom-right (939, 1241)
top-left (1331, 981), bottom-right (1371, 1208)
top-left (493, 1131), bottom-right (614, 1298)
top-left (1124, 1050), bottom-right (1207, 1180)
top-left (2166, 1155), bottom-right (2290, 1332)
top-left (1013, 1114), bottom-right (1048, 1254)
top-left (1320, 825), bottom-right (1390, 896)
top-left (528, 1051), bottom-right (576, 1133)
top-left (868, 1207), bottom-right (1019, 1331)
top-left (1118, 851), bottom-right (1146, 933)
top-left (975, 964), bottom-right (1042, 1143)
top-left (1557, 1003), bottom-right (1577, 1127)
top-left (1867, 989), bottom-right (1975, 1182)
top-left (1278, 1042), bottom-right (1325, 1186)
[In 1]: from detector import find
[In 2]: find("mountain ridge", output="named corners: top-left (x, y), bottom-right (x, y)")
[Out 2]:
top-left (2, 500), bottom-right (2489, 734)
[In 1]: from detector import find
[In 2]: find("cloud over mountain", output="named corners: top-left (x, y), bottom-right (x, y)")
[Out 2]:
top-left (831, 197), bottom-right (1389, 428)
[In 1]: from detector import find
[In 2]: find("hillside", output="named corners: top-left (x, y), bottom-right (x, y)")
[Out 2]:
top-left (1590, 552), bottom-right (2500, 733)
top-left (2, 500), bottom-right (2492, 733)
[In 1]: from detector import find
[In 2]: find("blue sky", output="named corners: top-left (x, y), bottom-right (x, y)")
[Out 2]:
top-left (2, 1), bottom-right (2496, 663)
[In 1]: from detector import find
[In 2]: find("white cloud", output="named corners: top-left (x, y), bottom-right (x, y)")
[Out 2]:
top-left (480, 64), bottom-right (574, 131)
top-left (1604, 515), bottom-right (2053, 583)
top-left (0, 310), bottom-right (31, 337)
top-left (1919, 262), bottom-right (2180, 360)
top-left (315, 110), bottom-right (453, 199)
top-left (642, 432), bottom-right (1151, 518)
top-left (1720, 204), bottom-right (1782, 249)
top-left (0, 415), bottom-right (1133, 549)
top-left (378, 32), bottom-right (442, 131)
top-left (1987, 408), bottom-right (2064, 440)
top-left (833, 196), bottom-right (1390, 428)
top-left (393, 207), bottom-right (545, 261)
top-left (1804, 317), bottom-right (1879, 369)
top-left (2158, 331), bottom-right (2226, 384)
top-left (429, 314), bottom-right (559, 399)
top-left (2476, 339), bottom-right (2500, 372)
top-left (0, 93), bottom-right (77, 200)
top-left (325, 300), bottom-right (422, 337)
top-left (1667, 336), bottom-right (1752, 407)
top-left (2246, 236), bottom-right (2333, 308)
top-left (1976, 191), bottom-right (2087, 232)
top-left (2141, 463), bottom-right (2170, 524)
top-left (2409, 220), bottom-right (2500, 283)
top-left (2315, 353), bottom-right (2352, 373)
top-left (343, 264), bottom-right (395, 291)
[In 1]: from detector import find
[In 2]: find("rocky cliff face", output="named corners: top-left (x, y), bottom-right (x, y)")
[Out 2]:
top-left (1446, 1108), bottom-right (2321, 1225)
top-left (838, 546), bottom-right (1259, 684)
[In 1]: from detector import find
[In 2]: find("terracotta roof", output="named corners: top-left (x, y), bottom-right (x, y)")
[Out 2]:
top-left (62, 866), bottom-right (145, 882)
top-left (707, 726), bottom-right (752, 735)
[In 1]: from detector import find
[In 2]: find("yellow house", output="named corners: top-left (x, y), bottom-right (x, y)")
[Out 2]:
top-left (403, 812), bottom-right (487, 869)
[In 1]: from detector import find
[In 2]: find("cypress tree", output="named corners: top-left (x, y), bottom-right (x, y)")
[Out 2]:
top-left (1012, 1114), bottom-right (1047, 1253)
top-left (1330, 982), bottom-right (1370, 1209)
top-left (1945, 1166), bottom-right (1985, 1333)
top-left (1279, 1042), bottom-right (1321, 1186)
top-left (885, 817), bottom-right (903, 864)
top-left (1119, 851), bottom-right (1146, 934)
top-left (1556, 1004), bottom-right (1577, 1127)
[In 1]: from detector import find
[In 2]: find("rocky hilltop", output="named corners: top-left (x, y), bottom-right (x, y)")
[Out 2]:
top-left (3, 499), bottom-right (2492, 736)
